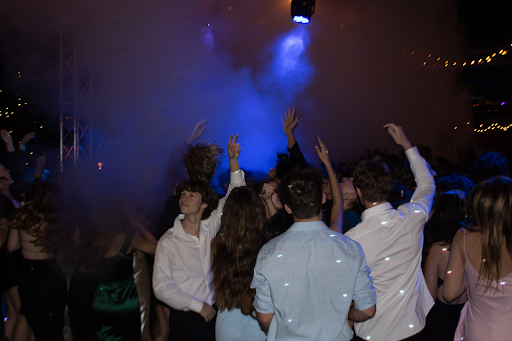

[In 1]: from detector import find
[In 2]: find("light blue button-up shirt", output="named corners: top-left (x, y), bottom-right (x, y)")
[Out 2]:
top-left (251, 220), bottom-right (376, 341)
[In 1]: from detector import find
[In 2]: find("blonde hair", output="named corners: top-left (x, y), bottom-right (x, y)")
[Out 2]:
top-left (468, 176), bottom-right (512, 293)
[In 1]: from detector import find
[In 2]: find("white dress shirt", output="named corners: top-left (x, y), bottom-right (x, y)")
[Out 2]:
top-left (152, 170), bottom-right (245, 313)
top-left (345, 147), bottom-right (435, 341)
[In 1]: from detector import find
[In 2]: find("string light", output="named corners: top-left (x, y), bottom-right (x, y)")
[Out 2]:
top-left (403, 44), bottom-right (511, 68)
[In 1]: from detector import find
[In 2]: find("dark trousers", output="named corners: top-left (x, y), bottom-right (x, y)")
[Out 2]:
top-left (168, 307), bottom-right (216, 341)
top-left (353, 327), bottom-right (426, 341)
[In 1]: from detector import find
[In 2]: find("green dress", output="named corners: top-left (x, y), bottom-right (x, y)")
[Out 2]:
top-left (93, 232), bottom-right (141, 341)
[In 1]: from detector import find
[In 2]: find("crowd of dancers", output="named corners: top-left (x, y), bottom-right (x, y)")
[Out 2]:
top-left (0, 109), bottom-right (511, 341)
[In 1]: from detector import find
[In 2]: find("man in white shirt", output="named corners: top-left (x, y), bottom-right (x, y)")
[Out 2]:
top-left (346, 124), bottom-right (435, 341)
top-left (153, 135), bottom-right (244, 341)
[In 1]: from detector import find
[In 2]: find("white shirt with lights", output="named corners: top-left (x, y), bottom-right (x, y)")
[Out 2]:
top-left (345, 147), bottom-right (435, 341)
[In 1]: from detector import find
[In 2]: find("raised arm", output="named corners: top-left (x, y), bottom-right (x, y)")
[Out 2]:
top-left (1, 130), bottom-right (15, 153)
top-left (207, 135), bottom-right (245, 233)
top-left (384, 123), bottom-right (435, 219)
top-left (315, 137), bottom-right (343, 233)
top-left (283, 108), bottom-right (307, 170)
top-left (260, 183), bottom-right (279, 219)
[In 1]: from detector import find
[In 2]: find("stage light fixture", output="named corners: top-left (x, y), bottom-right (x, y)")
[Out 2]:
top-left (291, 0), bottom-right (315, 24)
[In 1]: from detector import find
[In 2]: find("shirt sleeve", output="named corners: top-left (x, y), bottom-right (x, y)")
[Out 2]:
top-left (352, 244), bottom-right (377, 311)
top-left (405, 147), bottom-right (435, 223)
top-left (288, 142), bottom-right (308, 170)
top-left (207, 169), bottom-right (246, 234)
top-left (152, 238), bottom-right (204, 313)
top-left (250, 252), bottom-right (275, 314)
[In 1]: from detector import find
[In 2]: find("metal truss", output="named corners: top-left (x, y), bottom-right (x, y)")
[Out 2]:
top-left (59, 8), bottom-right (92, 172)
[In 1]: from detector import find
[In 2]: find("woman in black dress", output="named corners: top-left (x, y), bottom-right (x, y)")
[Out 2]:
top-left (7, 181), bottom-right (68, 341)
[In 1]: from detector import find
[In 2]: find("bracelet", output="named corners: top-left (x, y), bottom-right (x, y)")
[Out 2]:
top-left (0, 224), bottom-right (9, 230)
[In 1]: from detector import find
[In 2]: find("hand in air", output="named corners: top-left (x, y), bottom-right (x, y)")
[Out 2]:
top-left (21, 132), bottom-right (36, 145)
top-left (199, 303), bottom-right (216, 323)
top-left (260, 183), bottom-right (274, 201)
top-left (383, 123), bottom-right (412, 149)
top-left (282, 108), bottom-right (300, 134)
top-left (0, 130), bottom-right (13, 145)
top-left (186, 119), bottom-right (207, 145)
top-left (227, 134), bottom-right (240, 160)
top-left (314, 137), bottom-right (330, 165)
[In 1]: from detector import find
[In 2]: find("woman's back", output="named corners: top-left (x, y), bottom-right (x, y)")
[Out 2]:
top-left (18, 223), bottom-right (55, 260)
top-left (463, 230), bottom-right (512, 341)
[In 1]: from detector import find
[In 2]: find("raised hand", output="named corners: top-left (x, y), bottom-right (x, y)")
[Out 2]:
top-left (19, 132), bottom-right (36, 151)
top-left (282, 108), bottom-right (300, 135)
top-left (260, 183), bottom-right (274, 201)
top-left (0, 130), bottom-right (13, 145)
top-left (186, 119), bottom-right (208, 145)
top-left (383, 123), bottom-right (412, 150)
top-left (227, 134), bottom-right (240, 160)
top-left (314, 137), bottom-right (330, 165)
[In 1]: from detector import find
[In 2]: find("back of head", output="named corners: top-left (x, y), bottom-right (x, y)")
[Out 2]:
top-left (467, 176), bottom-right (512, 289)
top-left (436, 173), bottom-right (475, 196)
top-left (353, 159), bottom-right (392, 203)
top-left (183, 142), bottom-right (223, 183)
top-left (212, 187), bottom-right (266, 311)
top-left (274, 153), bottom-right (293, 181)
top-left (279, 168), bottom-right (323, 220)
top-left (176, 180), bottom-right (219, 220)
top-left (431, 190), bottom-right (466, 245)
top-left (470, 152), bottom-right (510, 185)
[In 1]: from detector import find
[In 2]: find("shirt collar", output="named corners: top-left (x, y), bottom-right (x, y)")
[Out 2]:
top-left (360, 202), bottom-right (394, 221)
top-left (287, 220), bottom-right (329, 232)
top-left (172, 214), bottom-right (209, 237)
top-left (172, 214), bottom-right (186, 236)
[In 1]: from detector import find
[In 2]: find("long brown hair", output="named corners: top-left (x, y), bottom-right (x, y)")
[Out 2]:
top-left (467, 176), bottom-right (512, 292)
top-left (211, 187), bottom-right (266, 311)
top-left (10, 181), bottom-right (65, 253)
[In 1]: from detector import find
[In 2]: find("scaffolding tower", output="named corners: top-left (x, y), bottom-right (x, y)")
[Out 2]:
top-left (59, 5), bottom-right (92, 172)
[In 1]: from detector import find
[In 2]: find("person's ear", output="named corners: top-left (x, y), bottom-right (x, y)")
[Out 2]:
top-left (185, 168), bottom-right (188, 174)
top-left (322, 192), bottom-right (326, 204)
top-left (201, 202), bottom-right (208, 209)
top-left (284, 204), bottom-right (293, 215)
top-left (356, 187), bottom-right (362, 198)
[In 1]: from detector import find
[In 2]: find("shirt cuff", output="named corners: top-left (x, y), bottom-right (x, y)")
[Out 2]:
top-left (404, 146), bottom-right (420, 162)
top-left (230, 169), bottom-right (245, 185)
top-left (189, 299), bottom-right (204, 313)
top-left (253, 298), bottom-right (275, 314)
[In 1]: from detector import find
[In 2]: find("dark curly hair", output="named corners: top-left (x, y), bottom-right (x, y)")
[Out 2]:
top-left (353, 159), bottom-right (392, 203)
top-left (279, 168), bottom-right (323, 219)
top-left (176, 180), bottom-right (219, 220)
top-left (470, 152), bottom-right (510, 185)
top-left (211, 187), bottom-right (266, 311)
top-left (436, 173), bottom-right (475, 195)
top-left (183, 141), bottom-right (223, 183)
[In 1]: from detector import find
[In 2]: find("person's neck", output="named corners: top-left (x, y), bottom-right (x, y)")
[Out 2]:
top-left (363, 200), bottom-right (387, 210)
top-left (181, 214), bottom-right (202, 237)
top-left (294, 213), bottom-right (323, 223)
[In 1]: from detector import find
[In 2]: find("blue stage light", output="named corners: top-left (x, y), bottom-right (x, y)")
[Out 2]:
top-left (291, 0), bottom-right (315, 24)
top-left (292, 16), bottom-right (310, 24)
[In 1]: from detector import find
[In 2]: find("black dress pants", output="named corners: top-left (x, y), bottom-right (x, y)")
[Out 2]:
top-left (168, 307), bottom-right (216, 341)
